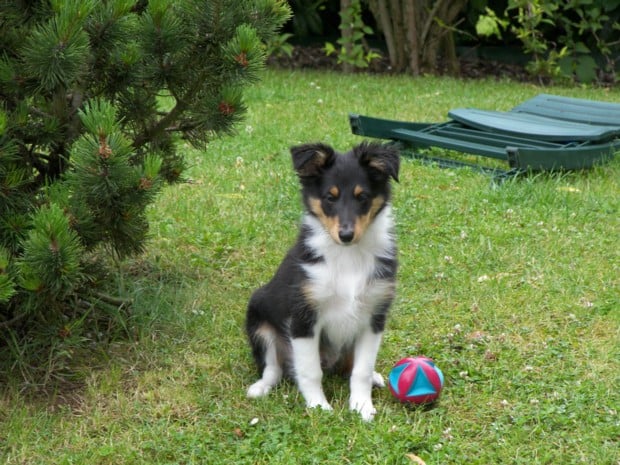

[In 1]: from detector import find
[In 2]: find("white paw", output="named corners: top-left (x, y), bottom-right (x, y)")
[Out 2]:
top-left (306, 398), bottom-right (333, 412)
top-left (372, 371), bottom-right (385, 388)
top-left (350, 397), bottom-right (376, 421)
top-left (247, 380), bottom-right (272, 398)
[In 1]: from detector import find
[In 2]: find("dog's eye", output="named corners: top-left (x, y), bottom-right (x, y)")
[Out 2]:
top-left (324, 187), bottom-right (339, 203)
top-left (353, 185), bottom-right (369, 203)
top-left (356, 192), bottom-right (369, 202)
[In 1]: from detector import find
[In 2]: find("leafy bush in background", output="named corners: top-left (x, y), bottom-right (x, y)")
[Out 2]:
top-left (477, 0), bottom-right (620, 83)
top-left (0, 0), bottom-right (289, 383)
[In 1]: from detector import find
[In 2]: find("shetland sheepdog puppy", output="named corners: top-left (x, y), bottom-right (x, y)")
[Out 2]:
top-left (246, 141), bottom-right (399, 421)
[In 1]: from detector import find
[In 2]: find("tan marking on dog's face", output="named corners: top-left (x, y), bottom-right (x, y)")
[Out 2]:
top-left (353, 195), bottom-right (385, 242)
top-left (354, 185), bottom-right (364, 197)
top-left (328, 186), bottom-right (340, 198)
top-left (309, 197), bottom-right (341, 243)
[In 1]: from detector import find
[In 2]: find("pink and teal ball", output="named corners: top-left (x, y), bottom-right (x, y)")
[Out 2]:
top-left (388, 356), bottom-right (444, 404)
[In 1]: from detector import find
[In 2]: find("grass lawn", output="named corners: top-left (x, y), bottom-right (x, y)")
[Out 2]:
top-left (1, 69), bottom-right (619, 464)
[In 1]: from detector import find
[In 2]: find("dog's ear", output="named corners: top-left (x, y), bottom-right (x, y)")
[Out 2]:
top-left (355, 141), bottom-right (400, 182)
top-left (290, 143), bottom-right (335, 178)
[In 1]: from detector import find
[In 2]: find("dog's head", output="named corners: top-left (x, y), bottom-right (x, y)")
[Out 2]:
top-left (291, 141), bottom-right (399, 245)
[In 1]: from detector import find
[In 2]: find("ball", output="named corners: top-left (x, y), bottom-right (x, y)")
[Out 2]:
top-left (388, 356), bottom-right (444, 404)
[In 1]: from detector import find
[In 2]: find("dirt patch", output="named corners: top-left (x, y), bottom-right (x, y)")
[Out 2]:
top-left (267, 45), bottom-right (535, 82)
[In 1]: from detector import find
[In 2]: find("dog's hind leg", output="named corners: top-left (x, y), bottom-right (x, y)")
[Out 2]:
top-left (247, 325), bottom-right (283, 398)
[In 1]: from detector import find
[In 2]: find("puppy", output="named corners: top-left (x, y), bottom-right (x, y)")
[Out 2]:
top-left (245, 141), bottom-right (399, 421)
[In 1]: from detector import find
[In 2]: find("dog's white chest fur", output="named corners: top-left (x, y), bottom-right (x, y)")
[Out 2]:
top-left (302, 207), bottom-right (395, 347)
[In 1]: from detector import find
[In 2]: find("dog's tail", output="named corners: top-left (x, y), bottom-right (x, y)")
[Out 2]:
top-left (246, 298), bottom-right (268, 373)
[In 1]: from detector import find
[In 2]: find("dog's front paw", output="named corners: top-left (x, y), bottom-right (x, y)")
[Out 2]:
top-left (350, 397), bottom-right (377, 421)
top-left (247, 380), bottom-right (272, 398)
top-left (306, 398), bottom-right (333, 412)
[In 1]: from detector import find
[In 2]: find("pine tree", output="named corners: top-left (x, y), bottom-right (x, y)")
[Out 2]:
top-left (0, 0), bottom-right (290, 375)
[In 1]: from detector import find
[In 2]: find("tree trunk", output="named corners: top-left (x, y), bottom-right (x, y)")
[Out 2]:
top-left (368, 0), bottom-right (466, 75)
top-left (373, 0), bottom-right (397, 70)
top-left (403, 0), bottom-right (419, 75)
top-left (389, 0), bottom-right (406, 71)
top-left (340, 0), bottom-right (354, 73)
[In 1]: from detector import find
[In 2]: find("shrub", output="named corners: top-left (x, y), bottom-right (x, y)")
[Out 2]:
top-left (476, 0), bottom-right (620, 83)
top-left (0, 0), bottom-right (290, 383)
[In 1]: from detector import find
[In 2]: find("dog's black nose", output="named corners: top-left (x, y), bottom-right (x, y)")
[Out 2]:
top-left (338, 227), bottom-right (355, 243)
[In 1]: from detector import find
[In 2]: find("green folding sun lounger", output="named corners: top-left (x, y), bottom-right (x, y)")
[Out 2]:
top-left (350, 93), bottom-right (620, 175)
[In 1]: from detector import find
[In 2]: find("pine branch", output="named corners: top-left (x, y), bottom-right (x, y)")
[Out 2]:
top-left (0, 311), bottom-right (28, 329)
top-left (132, 100), bottom-right (186, 149)
top-left (25, 88), bottom-right (84, 186)
top-left (166, 121), bottom-right (202, 133)
top-left (22, 146), bottom-right (48, 175)
top-left (78, 294), bottom-right (132, 312)
top-left (93, 291), bottom-right (133, 308)
top-left (28, 106), bottom-right (53, 119)
top-left (131, 71), bottom-right (209, 149)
